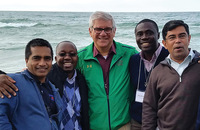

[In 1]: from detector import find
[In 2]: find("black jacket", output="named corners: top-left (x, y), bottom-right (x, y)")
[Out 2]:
top-left (47, 63), bottom-right (89, 130)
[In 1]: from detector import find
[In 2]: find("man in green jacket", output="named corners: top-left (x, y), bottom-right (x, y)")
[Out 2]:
top-left (77, 11), bottom-right (138, 130)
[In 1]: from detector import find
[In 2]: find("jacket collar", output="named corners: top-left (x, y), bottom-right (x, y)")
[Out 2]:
top-left (21, 69), bottom-right (57, 91)
top-left (161, 49), bottom-right (200, 65)
top-left (21, 69), bottom-right (34, 80)
top-left (81, 40), bottom-right (126, 61)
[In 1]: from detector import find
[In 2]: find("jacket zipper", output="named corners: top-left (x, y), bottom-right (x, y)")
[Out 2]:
top-left (179, 60), bottom-right (196, 83)
top-left (107, 93), bottom-right (111, 130)
top-left (106, 56), bottom-right (122, 130)
top-left (105, 83), bottom-right (111, 130)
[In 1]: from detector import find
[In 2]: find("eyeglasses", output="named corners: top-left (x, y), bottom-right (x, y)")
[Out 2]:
top-left (93, 27), bottom-right (113, 34)
top-left (58, 52), bottom-right (77, 57)
top-left (166, 33), bottom-right (187, 41)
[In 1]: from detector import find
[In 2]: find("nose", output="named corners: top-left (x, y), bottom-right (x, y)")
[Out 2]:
top-left (141, 33), bottom-right (148, 40)
top-left (174, 37), bottom-right (181, 43)
top-left (99, 30), bottom-right (107, 35)
top-left (175, 37), bottom-right (182, 43)
top-left (63, 54), bottom-right (72, 59)
top-left (38, 59), bottom-right (46, 66)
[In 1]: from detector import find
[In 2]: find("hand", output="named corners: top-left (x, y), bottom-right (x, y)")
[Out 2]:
top-left (0, 74), bottom-right (18, 98)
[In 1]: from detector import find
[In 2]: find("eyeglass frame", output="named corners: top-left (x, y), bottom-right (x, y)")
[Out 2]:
top-left (92, 27), bottom-right (114, 34)
top-left (58, 52), bottom-right (77, 57)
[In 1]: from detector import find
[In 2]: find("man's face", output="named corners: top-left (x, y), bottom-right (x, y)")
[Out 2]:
top-left (26, 46), bottom-right (52, 83)
top-left (55, 42), bottom-right (78, 76)
top-left (135, 22), bottom-right (159, 53)
top-left (89, 19), bottom-right (116, 51)
top-left (162, 26), bottom-right (191, 63)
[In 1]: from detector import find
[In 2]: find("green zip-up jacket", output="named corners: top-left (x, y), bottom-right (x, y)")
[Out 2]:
top-left (77, 41), bottom-right (138, 130)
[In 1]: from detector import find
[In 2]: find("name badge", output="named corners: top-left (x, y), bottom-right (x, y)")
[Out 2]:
top-left (135, 90), bottom-right (145, 103)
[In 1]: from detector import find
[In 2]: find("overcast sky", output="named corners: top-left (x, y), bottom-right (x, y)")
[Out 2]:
top-left (0, 0), bottom-right (199, 12)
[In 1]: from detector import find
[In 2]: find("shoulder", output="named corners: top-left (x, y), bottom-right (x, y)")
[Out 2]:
top-left (160, 47), bottom-right (169, 56)
top-left (76, 69), bottom-right (84, 77)
top-left (151, 61), bottom-right (168, 76)
top-left (77, 44), bottom-right (94, 62)
top-left (130, 53), bottom-right (140, 60)
top-left (115, 41), bottom-right (137, 52)
top-left (114, 42), bottom-right (138, 58)
top-left (76, 70), bottom-right (87, 84)
top-left (47, 64), bottom-right (60, 79)
top-left (129, 53), bottom-right (140, 65)
top-left (7, 72), bottom-right (24, 81)
top-left (76, 69), bottom-right (88, 87)
top-left (7, 72), bottom-right (33, 92)
top-left (193, 50), bottom-right (200, 57)
top-left (78, 44), bottom-right (93, 55)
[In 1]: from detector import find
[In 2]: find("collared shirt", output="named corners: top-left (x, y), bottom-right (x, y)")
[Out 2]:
top-left (167, 49), bottom-right (195, 76)
top-left (67, 69), bottom-right (77, 84)
top-left (27, 70), bottom-right (57, 117)
top-left (93, 43), bottom-right (116, 95)
top-left (140, 44), bottom-right (162, 72)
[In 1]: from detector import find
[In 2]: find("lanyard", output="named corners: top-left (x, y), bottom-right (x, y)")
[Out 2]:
top-left (137, 58), bottom-right (156, 90)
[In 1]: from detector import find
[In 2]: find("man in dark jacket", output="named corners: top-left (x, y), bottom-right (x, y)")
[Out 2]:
top-left (0, 38), bottom-right (63, 130)
top-left (129, 19), bottom-right (169, 130)
top-left (48, 41), bottom-right (89, 130)
top-left (142, 20), bottom-right (200, 130)
top-left (0, 41), bottom-right (89, 130)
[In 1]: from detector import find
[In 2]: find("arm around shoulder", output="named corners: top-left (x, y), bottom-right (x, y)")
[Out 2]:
top-left (0, 74), bottom-right (18, 98)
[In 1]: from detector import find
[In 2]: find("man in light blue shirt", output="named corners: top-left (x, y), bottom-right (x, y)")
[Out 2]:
top-left (167, 49), bottom-right (195, 77)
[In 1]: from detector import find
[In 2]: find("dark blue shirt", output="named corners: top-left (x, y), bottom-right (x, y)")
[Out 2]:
top-left (27, 70), bottom-right (57, 117)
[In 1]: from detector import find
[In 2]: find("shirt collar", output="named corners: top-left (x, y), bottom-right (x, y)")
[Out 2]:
top-left (93, 42), bottom-right (116, 57)
top-left (140, 43), bottom-right (162, 62)
top-left (27, 70), bottom-right (49, 85)
top-left (66, 69), bottom-right (77, 84)
top-left (167, 49), bottom-right (194, 64)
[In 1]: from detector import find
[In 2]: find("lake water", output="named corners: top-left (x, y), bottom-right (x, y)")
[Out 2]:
top-left (0, 11), bottom-right (200, 72)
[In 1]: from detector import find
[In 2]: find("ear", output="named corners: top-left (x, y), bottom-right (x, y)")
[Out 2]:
top-left (188, 35), bottom-right (191, 45)
top-left (25, 59), bottom-right (28, 64)
top-left (55, 56), bottom-right (57, 62)
top-left (89, 28), bottom-right (92, 37)
top-left (162, 40), bottom-right (168, 49)
top-left (25, 59), bottom-right (28, 67)
top-left (113, 28), bottom-right (116, 37)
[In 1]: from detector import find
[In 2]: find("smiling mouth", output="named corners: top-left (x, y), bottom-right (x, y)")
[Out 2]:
top-left (37, 68), bottom-right (48, 72)
top-left (64, 63), bottom-right (72, 67)
top-left (142, 42), bottom-right (150, 47)
top-left (99, 38), bottom-right (108, 40)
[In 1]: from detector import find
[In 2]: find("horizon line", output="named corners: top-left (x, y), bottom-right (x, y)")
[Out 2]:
top-left (0, 10), bottom-right (200, 13)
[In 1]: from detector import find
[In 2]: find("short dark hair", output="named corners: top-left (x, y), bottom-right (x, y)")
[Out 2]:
top-left (162, 20), bottom-right (190, 40)
top-left (25, 38), bottom-right (53, 59)
top-left (56, 41), bottom-right (77, 54)
top-left (135, 19), bottom-right (159, 33)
